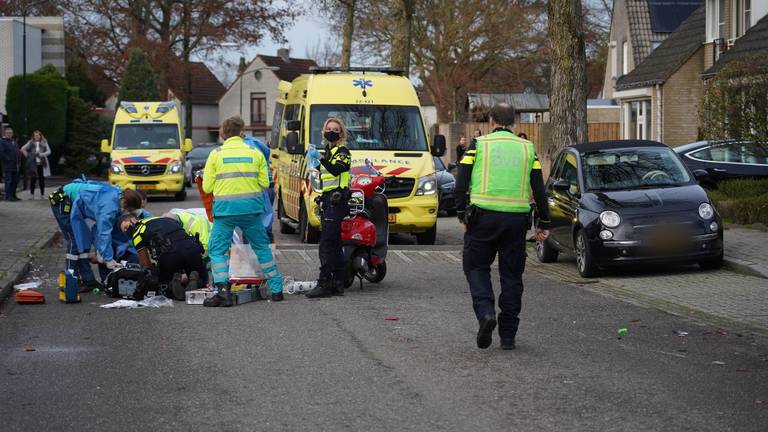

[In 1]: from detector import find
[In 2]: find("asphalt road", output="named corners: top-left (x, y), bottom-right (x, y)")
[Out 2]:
top-left (1, 187), bottom-right (767, 431)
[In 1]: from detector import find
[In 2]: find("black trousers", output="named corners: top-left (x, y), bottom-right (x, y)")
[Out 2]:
top-left (463, 210), bottom-right (529, 340)
top-left (30, 165), bottom-right (44, 194)
top-left (157, 239), bottom-right (207, 287)
top-left (318, 192), bottom-right (349, 282)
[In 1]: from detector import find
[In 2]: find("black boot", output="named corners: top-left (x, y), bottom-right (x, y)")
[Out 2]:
top-left (331, 278), bottom-right (345, 296)
top-left (305, 278), bottom-right (333, 299)
top-left (170, 272), bottom-right (185, 300)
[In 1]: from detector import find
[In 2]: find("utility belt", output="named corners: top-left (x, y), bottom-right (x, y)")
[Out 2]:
top-left (319, 187), bottom-right (350, 206)
top-left (148, 232), bottom-right (192, 261)
top-left (464, 204), bottom-right (530, 225)
top-left (49, 187), bottom-right (72, 214)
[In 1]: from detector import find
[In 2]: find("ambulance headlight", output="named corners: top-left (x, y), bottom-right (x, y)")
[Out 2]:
top-left (416, 174), bottom-right (437, 196)
top-left (168, 160), bottom-right (183, 174)
top-left (110, 163), bottom-right (124, 175)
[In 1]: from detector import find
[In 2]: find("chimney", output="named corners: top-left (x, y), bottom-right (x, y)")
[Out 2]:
top-left (238, 56), bottom-right (247, 75)
top-left (277, 48), bottom-right (290, 62)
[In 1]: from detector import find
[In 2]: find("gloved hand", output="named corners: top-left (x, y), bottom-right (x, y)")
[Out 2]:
top-left (306, 146), bottom-right (321, 160)
top-left (105, 260), bottom-right (122, 270)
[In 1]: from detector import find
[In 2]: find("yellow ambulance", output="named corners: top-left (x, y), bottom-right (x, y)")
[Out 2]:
top-left (270, 67), bottom-right (447, 244)
top-left (101, 101), bottom-right (192, 200)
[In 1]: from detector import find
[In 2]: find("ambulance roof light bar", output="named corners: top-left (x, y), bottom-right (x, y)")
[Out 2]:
top-left (309, 66), bottom-right (406, 76)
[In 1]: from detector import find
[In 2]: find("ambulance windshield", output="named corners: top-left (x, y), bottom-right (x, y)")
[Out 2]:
top-left (310, 105), bottom-right (428, 151)
top-left (113, 124), bottom-right (181, 150)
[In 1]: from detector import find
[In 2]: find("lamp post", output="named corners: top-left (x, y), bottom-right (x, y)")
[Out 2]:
top-left (239, 66), bottom-right (280, 118)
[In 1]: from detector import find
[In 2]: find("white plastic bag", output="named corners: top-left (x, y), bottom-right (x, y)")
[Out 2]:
top-left (229, 244), bottom-right (265, 279)
top-left (100, 295), bottom-right (174, 309)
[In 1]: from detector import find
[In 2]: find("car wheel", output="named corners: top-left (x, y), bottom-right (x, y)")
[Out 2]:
top-left (699, 252), bottom-right (724, 270)
top-left (174, 189), bottom-right (186, 201)
top-left (278, 194), bottom-right (296, 234)
top-left (575, 230), bottom-right (599, 278)
top-left (536, 238), bottom-right (559, 263)
top-left (415, 224), bottom-right (437, 245)
top-left (299, 199), bottom-right (320, 244)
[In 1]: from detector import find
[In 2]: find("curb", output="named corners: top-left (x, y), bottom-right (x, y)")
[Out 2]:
top-left (723, 256), bottom-right (768, 279)
top-left (0, 230), bottom-right (60, 306)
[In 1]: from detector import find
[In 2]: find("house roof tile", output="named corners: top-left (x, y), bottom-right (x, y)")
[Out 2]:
top-left (167, 62), bottom-right (225, 105)
top-left (616, 4), bottom-right (705, 90)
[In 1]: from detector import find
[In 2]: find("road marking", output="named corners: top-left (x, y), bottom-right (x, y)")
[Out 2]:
top-left (394, 250), bottom-right (413, 263)
top-left (440, 251), bottom-right (462, 263)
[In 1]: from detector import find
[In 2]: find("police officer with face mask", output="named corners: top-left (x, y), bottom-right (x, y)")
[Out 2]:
top-left (305, 117), bottom-right (352, 298)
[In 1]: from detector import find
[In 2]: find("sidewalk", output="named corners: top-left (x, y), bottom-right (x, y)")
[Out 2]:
top-left (0, 197), bottom-right (59, 303)
top-left (723, 226), bottom-right (768, 279)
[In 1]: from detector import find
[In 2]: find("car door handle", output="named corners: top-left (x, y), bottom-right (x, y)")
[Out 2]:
top-left (712, 168), bottom-right (727, 173)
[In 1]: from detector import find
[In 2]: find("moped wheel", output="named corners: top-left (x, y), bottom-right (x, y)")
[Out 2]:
top-left (363, 261), bottom-right (387, 283)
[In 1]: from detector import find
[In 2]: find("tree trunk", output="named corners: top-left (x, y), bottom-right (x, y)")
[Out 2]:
top-left (182, 2), bottom-right (193, 140)
top-left (390, 0), bottom-right (414, 74)
top-left (548, 0), bottom-right (588, 154)
top-left (341, 0), bottom-right (356, 68)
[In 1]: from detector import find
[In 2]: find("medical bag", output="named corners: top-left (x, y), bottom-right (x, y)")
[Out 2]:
top-left (105, 264), bottom-right (153, 300)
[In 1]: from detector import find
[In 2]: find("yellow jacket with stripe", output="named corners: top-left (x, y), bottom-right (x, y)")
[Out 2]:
top-left (202, 136), bottom-right (269, 216)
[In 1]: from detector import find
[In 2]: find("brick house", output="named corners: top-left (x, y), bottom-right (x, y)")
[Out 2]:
top-left (613, 1), bottom-right (768, 146)
top-left (601, 0), bottom-right (702, 100)
top-left (218, 49), bottom-right (316, 143)
top-left (166, 62), bottom-right (226, 144)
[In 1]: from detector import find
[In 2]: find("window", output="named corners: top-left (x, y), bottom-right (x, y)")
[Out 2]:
top-left (732, 0), bottom-right (752, 38)
top-left (269, 102), bottom-right (284, 149)
top-left (707, 0), bottom-right (726, 41)
top-left (691, 142), bottom-right (768, 164)
top-left (279, 104), bottom-right (302, 151)
top-left (610, 41), bottom-right (618, 78)
top-left (250, 92), bottom-right (266, 125)
top-left (583, 148), bottom-right (692, 191)
top-left (562, 153), bottom-right (580, 194)
top-left (622, 41), bottom-right (630, 75)
top-left (623, 100), bottom-right (652, 140)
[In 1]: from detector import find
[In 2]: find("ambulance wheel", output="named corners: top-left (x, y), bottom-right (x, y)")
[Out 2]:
top-left (415, 224), bottom-right (436, 245)
top-left (278, 195), bottom-right (295, 234)
top-left (299, 200), bottom-right (320, 244)
top-left (174, 189), bottom-right (186, 201)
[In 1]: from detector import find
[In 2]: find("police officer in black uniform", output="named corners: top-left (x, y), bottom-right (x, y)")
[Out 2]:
top-left (455, 103), bottom-right (551, 350)
top-left (305, 117), bottom-right (352, 298)
top-left (119, 214), bottom-right (208, 300)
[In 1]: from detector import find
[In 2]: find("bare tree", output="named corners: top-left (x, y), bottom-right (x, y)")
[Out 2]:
top-left (390, 0), bottom-right (415, 74)
top-left (548, 0), bottom-right (588, 150)
top-left (306, 38), bottom-right (342, 67)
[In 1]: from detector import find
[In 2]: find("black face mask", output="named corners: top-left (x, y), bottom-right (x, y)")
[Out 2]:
top-left (324, 131), bottom-right (340, 143)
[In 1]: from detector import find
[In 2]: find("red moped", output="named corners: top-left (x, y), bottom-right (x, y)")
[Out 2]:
top-left (341, 161), bottom-right (389, 289)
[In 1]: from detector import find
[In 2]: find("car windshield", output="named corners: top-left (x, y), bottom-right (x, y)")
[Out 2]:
top-left (583, 147), bottom-right (691, 191)
top-left (113, 124), bottom-right (180, 150)
top-left (187, 146), bottom-right (217, 159)
top-left (310, 105), bottom-right (428, 151)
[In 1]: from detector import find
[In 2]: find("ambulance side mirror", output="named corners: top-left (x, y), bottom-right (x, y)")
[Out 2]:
top-left (183, 138), bottom-right (193, 152)
top-left (286, 120), bottom-right (301, 132)
top-left (431, 134), bottom-right (446, 157)
top-left (285, 132), bottom-right (303, 155)
top-left (101, 139), bottom-right (111, 153)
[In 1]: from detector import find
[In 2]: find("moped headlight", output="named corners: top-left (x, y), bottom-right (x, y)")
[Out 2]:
top-left (356, 175), bottom-right (372, 186)
top-left (110, 163), bottom-right (124, 175)
top-left (599, 210), bottom-right (621, 228)
top-left (168, 160), bottom-right (183, 174)
top-left (416, 174), bottom-right (437, 196)
top-left (698, 203), bottom-right (714, 220)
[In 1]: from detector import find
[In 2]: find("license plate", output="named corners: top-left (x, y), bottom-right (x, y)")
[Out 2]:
top-left (136, 184), bottom-right (155, 191)
top-left (388, 213), bottom-right (397, 224)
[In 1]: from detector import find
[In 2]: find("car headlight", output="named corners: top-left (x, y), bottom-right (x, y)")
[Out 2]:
top-left (309, 170), bottom-right (323, 193)
top-left (110, 163), bottom-right (124, 175)
top-left (356, 175), bottom-right (372, 186)
top-left (599, 210), bottom-right (621, 228)
top-left (699, 203), bottom-right (714, 219)
top-left (416, 174), bottom-right (437, 196)
top-left (168, 160), bottom-right (183, 174)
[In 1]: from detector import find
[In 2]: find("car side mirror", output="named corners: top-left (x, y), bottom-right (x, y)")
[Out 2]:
top-left (183, 138), bottom-right (193, 153)
top-left (286, 120), bottom-right (301, 132)
top-left (693, 169), bottom-right (709, 180)
top-left (285, 132), bottom-right (303, 155)
top-left (101, 139), bottom-right (111, 153)
top-left (447, 162), bottom-right (457, 171)
top-left (551, 179), bottom-right (570, 192)
top-left (431, 134), bottom-right (446, 157)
